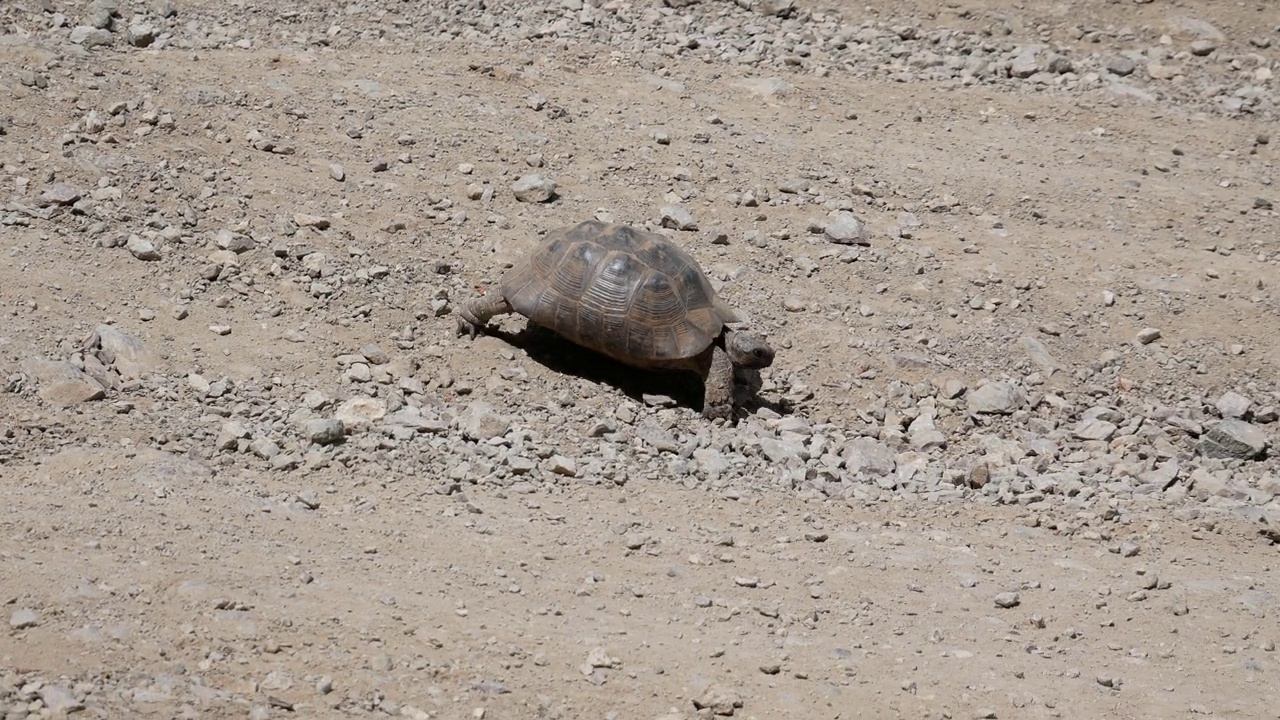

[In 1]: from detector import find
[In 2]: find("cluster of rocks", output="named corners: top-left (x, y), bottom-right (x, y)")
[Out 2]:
top-left (15, 311), bottom-right (1277, 541)
top-left (3, 1), bottom-right (1273, 119)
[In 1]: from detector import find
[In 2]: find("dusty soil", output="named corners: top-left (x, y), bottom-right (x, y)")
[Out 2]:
top-left (1, 0), bottom-right (1278, 718)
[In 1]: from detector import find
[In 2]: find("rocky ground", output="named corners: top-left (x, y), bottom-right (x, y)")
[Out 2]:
top-left (1, 0), bottom-right (1278, 718)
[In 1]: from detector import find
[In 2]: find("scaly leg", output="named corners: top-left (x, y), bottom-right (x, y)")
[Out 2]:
top-left (455, 293), bottom-right (514, 339)
top-left (702, 344), bottom-right (736, 420)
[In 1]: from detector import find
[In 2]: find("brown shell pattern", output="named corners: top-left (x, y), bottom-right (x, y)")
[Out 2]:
top-left (502, 221), bottom-right (727, 362)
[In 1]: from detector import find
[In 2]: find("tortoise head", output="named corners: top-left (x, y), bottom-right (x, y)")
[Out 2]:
top-left (724, 330), bottom-right (775, 370)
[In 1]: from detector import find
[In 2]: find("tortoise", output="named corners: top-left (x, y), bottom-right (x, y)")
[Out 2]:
top-left (455, 220), bottom-right (775, 419)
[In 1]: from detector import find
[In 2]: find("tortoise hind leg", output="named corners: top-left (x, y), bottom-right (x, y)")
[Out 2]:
top-left (701, 344), bottom-right (736, 420)
top-left (456, 293), bottom-right (514, 339)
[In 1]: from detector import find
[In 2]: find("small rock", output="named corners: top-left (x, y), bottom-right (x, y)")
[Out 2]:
top-left (333, 396), bottom-right (387, 430)
top-left (19, 358), bottom-right (106, 406)
top-left (1073, 417), bottom-right (1117, 441)
top-left (458, 401), bottom-right (510, 441)
top-left (823, 211), bottom-right (871, 245)
top-left (294, 213), bottom-right (330, 229)
top-left (9, 608), bottom-right (40, 629)
top-left (214, 228), bottom-right (255, 253)
top-left (126, 235), bottom-right (161, 261)
top-left (1197, 420), bottom-right (1269, 460)
top-left (1010, 45), bottom-right (1042, 79)
top-left (127, 24), bottom-right (155, 47)
top-left (692, 683), bottom-right (742, 715)
top-left (37, 183), bottom-right (81, 206)
top-left (548, 455), bottom-right (577, 477)
top-left (1135, 327), bottom-right (1162, 345)
top-left (1106, 56), bottom-right (1137, 76)
top-left (512, 174), bottom-right (556, 203)
top-left (756, 0), bottom-right (794, 17)
top-left (967, 382), bottom-right (1026, 415)
top-left (70, 26), bottom-right (114, 47)
top-left (1216, 391), bottom-right (1252, 419)
top-left (659, 204), bottom-right (697, 230)
top-left (993, 592), bottom-right (1020, 609)
top-left (305, 419), bottom-right (345, 445)
top-left (1189, 39), bottom-right (1217, 56)
top-left (329, 164), bottom-right (346, 181)
top-left (842, 437), bottom-right (897, 476)
top-left (39, 686), bottom-right (83, 715)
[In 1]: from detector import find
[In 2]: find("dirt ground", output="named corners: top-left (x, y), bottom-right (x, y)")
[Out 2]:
top-left (1, 0), bottom-right (1278, 718)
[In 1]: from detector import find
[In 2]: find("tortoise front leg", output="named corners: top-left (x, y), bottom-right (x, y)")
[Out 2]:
top-left (702, 344), bottom-right (736, 420)
top-left (455, 293), bottom-right (514, 339)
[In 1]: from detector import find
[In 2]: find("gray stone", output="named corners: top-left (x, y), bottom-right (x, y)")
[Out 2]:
top-left (636, 422), bottom-right (679, 453)
top-left (216, 420), bottom-right (250, 451)
top-left (1106, 56), bottom-right (1137, 76)
top-left (967, 382), bottom-right (1026, 415)
top-left (1073, 417), bottom-right (1117, 441)
top-left (69, 25), bottom-right (114, 46)
top-left (94, 324), bottom-right (162, 381)
top-left (39, 686), bottom-right (83, 715)
top-left (1197, 420), bottom-right (1269, 460)
top-left (250, 438), bottom-right (280, 459)
top-left (908, 413), bottom-right (947, 450)
top-left (19, 358), bottom-right (106, 406)
top-left (214, 228), bottom-right (255, 253)
top-left (305, 419), bottom-right (345, 445)
top-left (759, 437), bottom-right (806, 464)
top-left (1135, 327), bottom-right (1162, 344)
top-left (756, 0), bottom-right (795, 17)
top-left (127, 24), bottom-right (156, 47)
top-left (548, 455), bottom-right (577, 476)
top-left (659, 204), bottom-right (697, 231)
top-left (993, 591), bottom-right (1020, 608)
top-left (1019, 335), bottom-right (1064, 375)
top-left (1216, 391), bottom-right (1252, 419)
top-left (9, 608), bottom-right (39, 629)
top-left (823, 211), bottom-right (870, 245)
top-left (333, 397), bottom-right (387, 430)
top-left (512, 174), bottom-right (556, 203)
top-left (37, 183), bottom-right (81, 206)
top-left (1189, 39), bottom-right (1217, 56)
top-left (458, 401), bottom-right (510, 441)
top-left (842, 437), bottom-right (896, 477)
top-left (1010, 46), bottom-right (1042, 78)
top-left (126, 234), bottom-right (161, 261)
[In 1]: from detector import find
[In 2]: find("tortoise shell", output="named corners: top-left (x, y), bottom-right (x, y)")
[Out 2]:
top-left (501, 221), bottom-right (739, 364)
